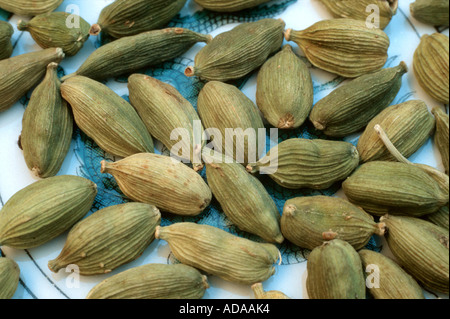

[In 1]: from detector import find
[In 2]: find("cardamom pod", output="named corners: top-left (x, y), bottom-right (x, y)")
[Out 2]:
top-left (60, 76), bottom-right (154, 158)
top-left (410, 0), bottom-right (449, 27)
top-left (306, 239), bottom-right (366, 299)
top-left (256, 45), bottom-right (313, 129)
top-left (413, 33), bottom-right (449, 104)
top-left (86, 264), bottom-right (209, 299)
top-left (0, 176), bottom-right (97, 249)
top-left (48, 203), bottom-right (161, 276)
top-left (381, 215), bottom-right (449, 294)
top-left (185, 19), bottom-right (285, 82)
top-left (100, 153), bottom-right (212, 216)
top-left (309, 62), bottom-right (408, 137)
top-left (205, 161), bottom-right (284, 244)
top-left (62, 28), bottom-right (211, 81)
top-left (285, 19), bottom-right (390, 78)
top-left (0, 257), bottom-right (20, 300)
top-left (358, 249), bottom-right (425, 299)
top-left (0, 21), bottom-right (13, 60)
top-left (0, 47), bottom-right (65, 112)
top-left (194, 0), bottom-right (271, 12)
top-left (251, 283), bottom-right (291, 299)
top-left (90, 0), bottom-right (187, 38)
top-left (342, 161), bottom-right (448, 217)
top-left (424, 204), bottom-right (449, 230)
top-left (432, 107), bottom-right (449, 175)
top-left (17, 12), bottom-right (90, 57)
top-left (357, 100), bottom-right (435, 163)
top-left (281, 196), bottom-right (385, 251)
top-left (247, 138), bottom-right (360, 190)
top-left (20, 63), bottom-right (72, 178)
top-left (155, 223), bottom-right (280, 285)
top-left (0, 0), bottom-right (63, 16)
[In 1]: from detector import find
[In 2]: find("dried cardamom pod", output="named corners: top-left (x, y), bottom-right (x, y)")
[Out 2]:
top-left (194, 0), bottom-right (271, 12)
top-left (413, 33), bottom-right (449, 104)
top-left (0, 47), bottom-right (65, 112)
top-left (0, 0), bottom-right (63, 16)
top-left (357, 100), bottom-right (435, 163)
top-left (256, 45), bottom-right (313, 129)
top-left (86, 264), bottom-right (209, 299)
top-left (60, 76), bottom-right (154, 158)
top-left (251, 283), bottom-right (291, 299)
top-left (306, 239), bottom-right (366, 299)
top-left (410, 0), bottom-right (449, 27)
top-left (20, 63), bottom-right (72, 178)
top-left (424, 205), bottom-right (449, 230)
top-left (0, 257), bottom-right (20, 300)
top-left (432, 107), bottom-right (449, 175)
top-left (155, 223), bottom-right (280, 285)
top-left (62, 28), bottom-right (211, 81)
top-left (101, 153), bottom-right (212, 217)
top-left (0, 176), bottom-right (97, 249)
top-left (381, 215), bottom-right (449, 294)
top-left (48, 203), bottom-right (161, 276)
top-left (247, 138), bottom-right (360, 190)
top-left (359, 249), bottom-right (425, 299)
top-left (90, 0), bottom-right (187, 38)
top-left (0, 21), bottom-right (13, 60)
top-left (281, 196), bottom-right (385, 251)
top-left (17, 12), bottom-right (90, 57)
top-left (285, 19), bottom-right (390, 78)
top-left (185, 19), bottom-right (285, 82)
top-left (309, 62), bottom-right (408, 137)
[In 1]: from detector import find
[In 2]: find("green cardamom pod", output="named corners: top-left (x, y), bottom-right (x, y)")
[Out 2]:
top-left (155, 223), bottom-right (280, 285)
top-left (60, 76), bottom-right (154, 158)
top-left (0, 21), bottom-right (13, 60)
top-left (410, 0), bottom-right (449, 27)
top-left (247, 138), bottom-right (360, 190)
top-left (0, 176), bottom-right (97, 249)
top-left (185, 19), bottom-right (285, 82)
top-left (381, 215), bottom-right (449, 294)
top-left (100, 153), bottom-right (212, 217)
top-left (48, 203), bottom-right (161, 276)
top-left (424, 204), bottom-right (449, 230)
top-left (306, 239), bottom-right (366, 299)
top-left (17, 12), bottom-right (90, 57)
top-left (285, 19), bottom-right (390, 78)
top-left (194, 0), bottom-right (271, 12)
top-left (256, 45), bottom-right (313, 129)
top-left (0, 0), bottom-right (63, 16)
top-left (86, 264), bottom-right (209, 299)
top-left (0, 47), bottom-right (65, 112)
top-left (358, 249), bottom-right (425, 299)
top-left (0, 257), bottom-right (20, 300)
top-left (309, 62), bottom-right (408, 137)
top-left (90, 0), bottom-right (187, 38)
top-left (251, 283), bottom-right (291, 299)
top-left (432, 107), bottom-right (449, 175)
top-left (281, 196), bottom-right (386, 251)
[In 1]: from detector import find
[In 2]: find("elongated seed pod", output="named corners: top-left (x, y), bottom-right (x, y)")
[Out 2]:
top-left (48, 203), bottom-right (161, 276)
top-left (0, 176), bottom-right (97, 249)
top-left (0, 48), bottom-right (65, 112)
top-left (0, 0), bottom-right (63, 16)
top-left (432, 107), bottom-right (449, 175)
top-left (251, 283), bottom-right (291, 299)
top-left (424, 205), bottom-right (449, 229)
top-left (410, 0), bottom-right (449, 27)
top-left (101, 153), bottom-right (212, 217)
top-left (194, 0), bottom-right (271, 12)
top-left (0, 257), bottom-right (20, 299)
top-left (0, 21), bottom-right (13, 60)
top-left (86, 264), bottom-right (209, 299)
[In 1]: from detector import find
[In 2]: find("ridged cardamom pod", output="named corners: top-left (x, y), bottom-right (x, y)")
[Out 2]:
top-left (413, 33), bottom-right (449, 104)
top-left (281, 196), bottom-right (386, 251)
top-left (251, 283), bottom-right (291, 299)
top-left (410, 0), bottom-right (449, 27)
top-left (357, 100), bottom-right (435, 163)
top-left (0, 0), bottom-right (63, 16)
top-left (185, 19), bottom-right (285, 82)
top-left (155, 223), bottom-right (280, 285)
top-left (381, 215), bottom-right (449, 294)
top-left (90, 0), bottom-right (187, 38)
top-left (0, 47), bottom-right (65, 112)
top-left (194, 0), bottom-right (271, 12)
top-left (20, 63), bottom-right (72, 178)
top-left (285, 19), bottom-right (390, 78)
top-left (256, 45), bottom-right (313, 129)
top-left (432, 107), bottom-right (449, 175)
top-left (424, 204), bottom-right (449, 230)
top-left (358, 249), bottom-right (425, 299)
top-left (48, 203), bottom-right (161, 276)
top-left (62, 28), bottom-right (211, 81)
top-left (86, 264), bottom-right (209, 299)
top-left (247, 138), bottom-right (360, 190)
top-left (101, 153), bottom-right (212, 216)
top-left (0, 21), bottom-right (13, 60)
top-left (306, 239), bottom-right (366, 299)
top-left (60, 76), bottom-right (154, 158)
top-left (0, 176), bottom-right (97, 249)
top-left (0, 257), bottom-right (20, 300)
top-left (128, 74), bottom-right (204, 171)
top-left (17, 12), bottom-right (90, 57)
top-left (309, 62), bottom-right (408, 137)
top-left (198, 81), bottom-right (264, 165)
top-left (205, 161), bottom-right (283, 244)
top-left (342, 161), bottom-right (448, 217)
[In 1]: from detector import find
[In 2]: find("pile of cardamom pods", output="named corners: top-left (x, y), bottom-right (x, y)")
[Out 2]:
top-left (0, 0), bottom-right (449, 300)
